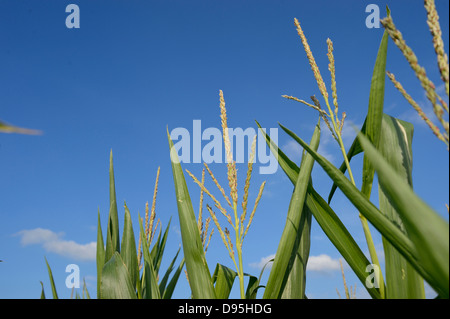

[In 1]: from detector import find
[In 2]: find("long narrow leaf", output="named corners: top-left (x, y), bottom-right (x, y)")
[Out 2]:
top-left (377, 115), bottom-right (425, 298)
top-left (361, 26), bottom-right (389, 198)
top-left (44, 257), bottom-right (58, 299)
top-left (105, 150), bottom-right (120, 262)
top-left (40, 281), bottom-right (46, 299)
top-left (357, 131), bottom-right (449, 298)
top-left (281, 201), bottom-right (312, 299)
top-left (159, 247), bottom-right (181, 297)
top-left (263, 121), bottom-right (320, 299)
top-left (121, 202), bottom-right (139, 291)
top-left (257, 121), bottom-right (381, 298)
top-left (138, 214), bottom-right (161, 299)
top-left (167, 128), bottom-right (216, 299)
top-left (163, 257), bottom-right (186, 299)
top-left (96, 208), bottom-right (105, 298)
top-left (282, 123), bottom-right (441, 294)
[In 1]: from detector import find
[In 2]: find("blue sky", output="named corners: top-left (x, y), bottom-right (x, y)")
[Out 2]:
top-left (0, 0), bottom-right (448, 299)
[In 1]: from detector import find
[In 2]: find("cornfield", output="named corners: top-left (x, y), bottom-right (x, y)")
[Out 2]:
top-left (2, 2), bottom-right (448, 299)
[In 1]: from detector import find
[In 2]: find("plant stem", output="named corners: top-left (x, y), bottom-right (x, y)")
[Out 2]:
top-left (232, 203), bottom-right (246, 299)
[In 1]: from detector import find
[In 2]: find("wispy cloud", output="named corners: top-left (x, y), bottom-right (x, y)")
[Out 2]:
top-left (281, 140), bottom-right (303, 163)
top-left (16, 228), bottom-right (96, 262)
top-left (249, 254), bottom-right (275, 271)
top-left (250, 253), bottom-right (341, 274)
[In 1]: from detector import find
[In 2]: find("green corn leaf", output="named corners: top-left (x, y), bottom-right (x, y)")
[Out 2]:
top-left (100, 251), bottom-right (136, 299)
top-left (263, 121), bottom-right (320, 299)
top-left (282, 123), bottom-right (443, 295)
top-left (152, 217), bottom-right (172, 275)
top-left (361, 26), bottom-right (389, 199)
top-left (212, 264), bottom-right (238, 299)
top-left (121, 202), bottom-right (139, 292)
top-left (357, 28), bottom-right (389, 298)
top-left (83, 278), bottom-right (91, 299)
top-left (40, 281), bottom-right (46, 299)
top-left (246, 257), bottom-right (273, 299)
top-left (167, 128), bottom-right (216, 299)
top-left (159, 247), bottom-right (181, 297)
top-left (105, 150), bottom-right (120, 263)
top-left (163, 257), bottom-right (186, 299)
top-left (257, 121), bottom-right (381, 298)
top-left (277, 123), bottom-right (382, 299)
top-left (281, 200), bottom-right (312, 299)
top-left (138, 214), bottom-right (161, 299)
top-left (96, 208), bottom-right (105, 298)
top-left (44, 257), bottom-right (58, 299)
top-left (357, 131), bottom-right (449, 298)
top-left (245, 275), bottom-right (260, 299)
top-left (306, 186), bottom-right (381, 299)
top-left (377, 115), bottom-right (425, 299)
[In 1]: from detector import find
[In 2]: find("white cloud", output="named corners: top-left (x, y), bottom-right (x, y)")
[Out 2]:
top-left (16, 228), bottom-right (96, 262)
top-left (249, 254), bottom-right (275, 271)
top-left (249, 253), bottom-right (341, 274)
top-left (306, 254), bottom-right (340, 273)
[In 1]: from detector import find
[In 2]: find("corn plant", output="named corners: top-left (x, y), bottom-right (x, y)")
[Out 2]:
top-left (167, 91), bottom-right (266, 299)
top-left (40, 2), bottom-right (448, 300)
top-left (41, 151), bottom-right (184, 299)
top-left (257, 5), bottom-right (448, 299)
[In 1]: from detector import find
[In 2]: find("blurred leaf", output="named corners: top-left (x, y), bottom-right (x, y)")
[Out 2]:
top-left (100, 252), bottom-right (136, 299)
top-left (44, 257), bottom-right (58, 299)
top-left (96, 209), bottom-right (105, 297)
top-left (83, 278), bottom-right (91, 299)
top-left (40, 281), bottom-right (46, 299)
top-left (0, 119), bottom-right (41, 135)
top-left (167, 128), bottom-right (216, 299)
top-left (358, 131), bottom-right (449, 298)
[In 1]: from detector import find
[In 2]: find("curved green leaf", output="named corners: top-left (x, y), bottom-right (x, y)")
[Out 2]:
top-left (212, 264), bottom-right (237, 299)
top-left (257, 121), bottom-right (381, 299)
top-left (358, 131), bottom-right (449, 298)
top-left (100, 252), bottom-right (136, 299)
